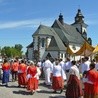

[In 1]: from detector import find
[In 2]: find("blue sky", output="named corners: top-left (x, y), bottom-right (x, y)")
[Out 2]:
top-left (0, 0), bottom-right (98, 53)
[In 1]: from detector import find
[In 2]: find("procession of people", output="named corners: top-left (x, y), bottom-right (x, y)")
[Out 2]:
top-left (1, 56), bottom-right (98, 98)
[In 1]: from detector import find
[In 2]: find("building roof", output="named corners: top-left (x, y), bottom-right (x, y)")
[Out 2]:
top-left (46, 29), bottom-right (66, 51)
top-left (71, 22), bottom-right (88, 27)
top-left (32, 25), bottom-right (54, 37)
top-left (52, 20), bottom-right (85, 45)
top-left (26, 42), bottom-right (33, 48)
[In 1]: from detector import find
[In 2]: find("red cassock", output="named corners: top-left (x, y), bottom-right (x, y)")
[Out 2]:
top-left (84, 69), bottom-right (98, 98)
top-left (27, 66), bottom-right (37, 91)
top-left (2, 63), bottom-right (10, 84)
top-left (11, 62), bottom-right (19, 71)
top-left (2, 63), bottom-right (10, 71)
top-left (18, 63), bottom-right (27, 86)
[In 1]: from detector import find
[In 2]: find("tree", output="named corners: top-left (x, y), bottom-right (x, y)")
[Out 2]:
top-left (15, 44), bottom-right (23, 51)
top-left (1, 44), bottom-right (23, 58)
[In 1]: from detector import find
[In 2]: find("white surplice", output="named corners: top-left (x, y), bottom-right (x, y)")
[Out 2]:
top-left (43, 59), bottom-right (53, 85)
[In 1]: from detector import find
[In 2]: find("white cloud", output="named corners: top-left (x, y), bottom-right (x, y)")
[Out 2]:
top-left (0, 18), bottom-right (53, 29)
top-left (1, 16), bottom-right (97, 30)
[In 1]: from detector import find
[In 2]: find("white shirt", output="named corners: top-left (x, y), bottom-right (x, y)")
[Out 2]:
top-left (80, 63), bottom-right (86, 74)
top-left (52, 65), bottom-right (62, 76)
top-left (59, 61), bottom-right (65, 69)
top-left (69, 65), bottom-right (80, 80)
top-left (84, 60), bottom-right (91, 71)
top-left (52, 64), bottom-right (67, 80)
top-left (44, 59), bottom-right (53, 72)
top-left (64, 61), bottom-right (72, 70)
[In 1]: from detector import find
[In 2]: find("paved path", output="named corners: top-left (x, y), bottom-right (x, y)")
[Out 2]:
top-left (0, 79), bottom-right (66, 98)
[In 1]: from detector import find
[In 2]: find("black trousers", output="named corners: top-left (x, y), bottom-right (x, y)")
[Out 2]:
top-left (12, 71), bottom-right (18, 81)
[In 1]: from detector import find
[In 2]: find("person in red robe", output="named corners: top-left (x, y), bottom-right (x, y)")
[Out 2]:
top-left (2, 59), bottom-right (10, 87)
top-left (18, 59), bottom-right (27, 87)
top-left (83, 63), bottom-right (98, 98)
top-left (26, 61), bottom-right (37, 94)
top-left (11, 59), bottom-right (19, 81)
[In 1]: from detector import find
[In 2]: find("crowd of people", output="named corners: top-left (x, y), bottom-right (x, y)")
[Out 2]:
top-left (1, 56), bottom-right (98, 98)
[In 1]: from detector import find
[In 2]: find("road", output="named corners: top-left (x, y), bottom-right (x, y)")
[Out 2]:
top-left (0, 79), bottom-right (66, 98)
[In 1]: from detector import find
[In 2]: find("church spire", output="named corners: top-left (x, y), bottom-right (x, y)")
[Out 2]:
top-left (75, 9), bottom-right (84, 23)
top-left (58, 13), bottom-right (64, 25)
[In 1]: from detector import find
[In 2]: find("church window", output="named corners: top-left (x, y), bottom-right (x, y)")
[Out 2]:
top-left (88, 38), bottom-right (92, 45)
top-left (33, 37), bottom-right (35, 42)
top-left (61, 53), bottom-right (63, 58)
top-left (65, 53), bottom-right (66, 58)
top-left (82, 31), bottom-right (87, 39)
top-left (42, 38), bottom-right (45, 47)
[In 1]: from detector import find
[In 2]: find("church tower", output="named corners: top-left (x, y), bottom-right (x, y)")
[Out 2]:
top-left (72, 9), bottom-right (88, 39)
top-left (75, 9), bottom-right (84, 23)
top-left (58, 13), bottom-right (64, 25)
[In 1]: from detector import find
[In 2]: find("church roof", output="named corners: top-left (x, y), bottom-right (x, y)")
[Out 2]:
top-left (52, 20), bottom-right (85, 45)
top-left (27, 42), bottom-right (33, 48)
top-left (46, 29), bottom-right (66, 51)
top-left (32, 25), bottom-right (54, 36)
top-left (71, 22), bottom-right (88, 27)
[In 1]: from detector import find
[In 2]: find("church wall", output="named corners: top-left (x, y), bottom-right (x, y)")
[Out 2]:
top-left (33, 36), bottom-right (38, 50)
top-left (39, 47), bottom-right (45, 59)
top-left (46, 37), bottom-right (51, 48)
top-left (82, 27), bottom-right (87, 32)
top-left (27, 48), bottom-right (33, 60)
top-left (33, 35), bottom-right (52, 60)
top-left (73, 24), bottom-right (87, 34)
top-left (59, 51), bottom-right (67, 61)
top-left (33, 37), bottom-right (82, 61)
top-left (76, 25), bottom-right (82, 33)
